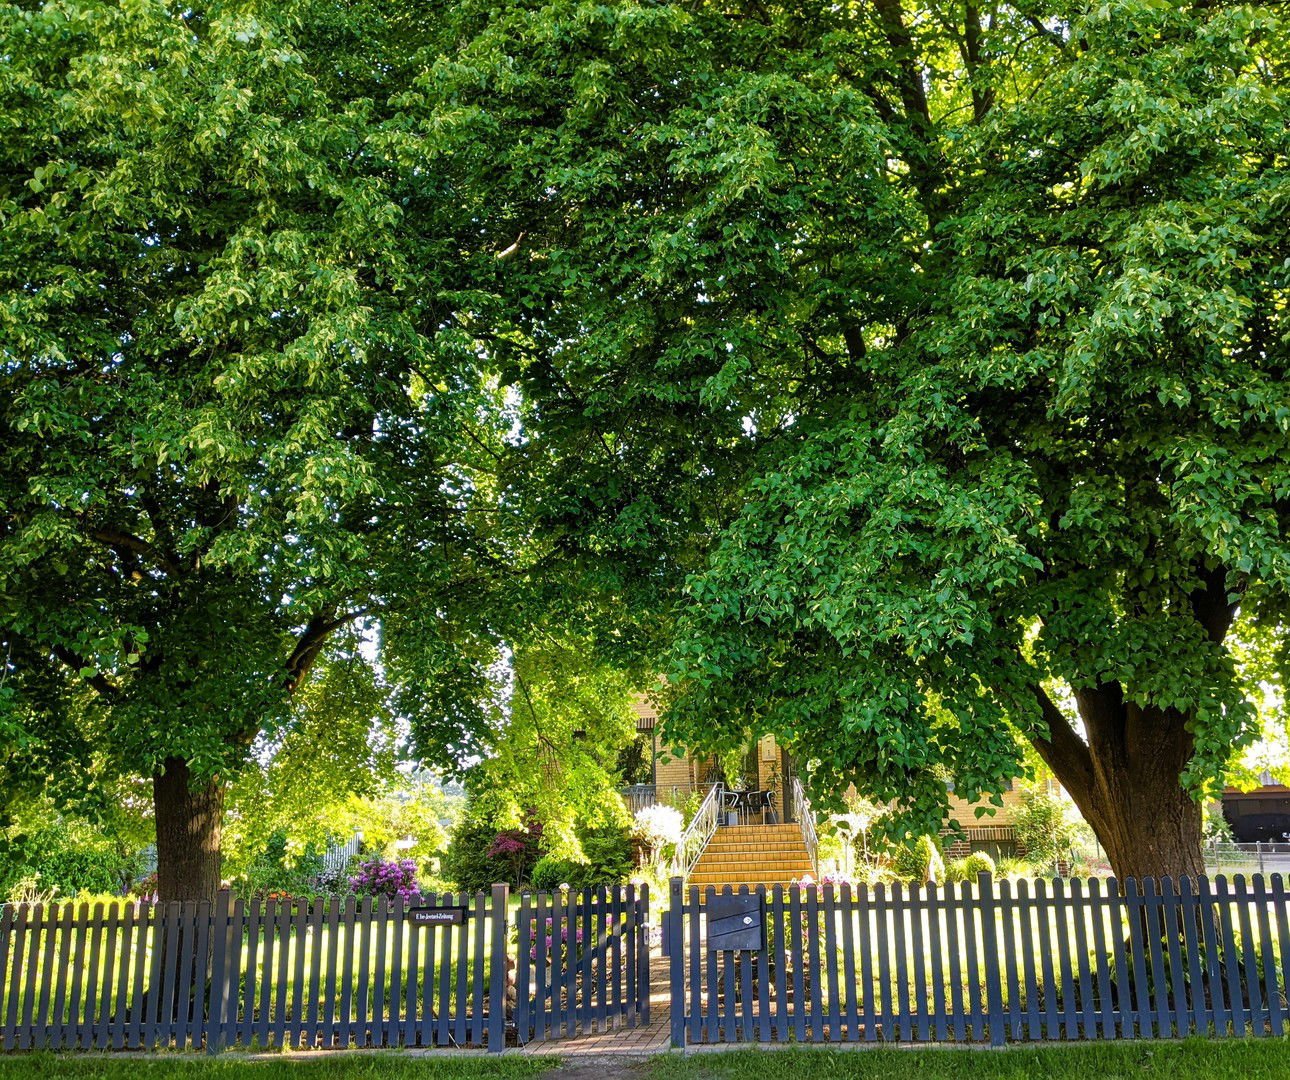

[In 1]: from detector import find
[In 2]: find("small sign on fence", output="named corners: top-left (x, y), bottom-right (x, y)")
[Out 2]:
top-left (406, 905), bottom-right (468, 926)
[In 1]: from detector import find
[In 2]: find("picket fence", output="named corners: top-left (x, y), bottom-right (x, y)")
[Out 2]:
top-left (0, 884), bottom-right (649, 1052)
top-left (665, 873), bottom-right (1290, 1046)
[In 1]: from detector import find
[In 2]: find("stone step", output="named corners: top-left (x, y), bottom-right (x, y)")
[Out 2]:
top-left (694, 853), bottom-right (812, 867)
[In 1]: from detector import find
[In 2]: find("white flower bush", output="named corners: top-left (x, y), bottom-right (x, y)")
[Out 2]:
top-left (633, 804), bottom-right (684, 866)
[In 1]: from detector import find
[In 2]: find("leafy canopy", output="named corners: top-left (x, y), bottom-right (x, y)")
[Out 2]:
top-left (0, 0), bottom-right (511, 818)
top-left (413, 0), bottom-right (1290, 843)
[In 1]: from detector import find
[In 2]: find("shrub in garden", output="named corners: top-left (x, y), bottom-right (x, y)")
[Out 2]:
top-left (632, 804), bottom-right (683, 866)
top-left (996, 856), bottom-right (1032, 880)
top-left (231, 830), bottom-right (325, 900)
top-left (129, 872), bottom-right (159, 901)
top-left (349, 857), bottom-right (420, 903)
top-left (891, 835), bottom-right (945, 884)
top-left (531, 855), bottom-right (580, 891)
top-left (442, 810), bottom-right (499, 891)
top-left (528, 828), bottom-right (633, 892)
top-left (443, 804), bottom-right (544, 891)
top-left (576, 826), bottom-right (633, 887)
top-left (1, 810), bottom-right (148, 899)
top-left (1013, 785), bottom-right (1077, 868)
top-left (961, 851), bottom-right (996, 879)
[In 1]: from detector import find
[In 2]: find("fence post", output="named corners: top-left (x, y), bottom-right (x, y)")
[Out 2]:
top-left (640, 883), bottom-right (651, 1026)
top-left (977, 872), bottom-right (1006, 1048)
top-left (488, 884), bottom-right (510, 1053)
top-left (204, 891), bottom-right (230, 1055)
top-left (669, 877), bottom-right (686, 1049)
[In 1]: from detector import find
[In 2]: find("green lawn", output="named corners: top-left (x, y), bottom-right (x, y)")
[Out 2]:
top-left (0, 1054), bottom-right (552, 1080)
top-left (3, 1040), bottom-right (1290, 1080)
top-left (650, 1041), bottom-right (1290, 1080)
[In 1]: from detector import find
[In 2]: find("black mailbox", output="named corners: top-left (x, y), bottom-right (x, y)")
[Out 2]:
top-left (707, 892), bottom-right (765, 951)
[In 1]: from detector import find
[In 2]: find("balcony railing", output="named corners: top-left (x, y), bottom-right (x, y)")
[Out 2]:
top-left (619, 784), bottom-right (658, 814)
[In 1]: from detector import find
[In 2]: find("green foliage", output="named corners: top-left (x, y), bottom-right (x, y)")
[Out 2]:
top-left (529, 856), bottom-right (575, 892)
top-left (962, 852), bottom-right (997, 880)
top-left (891, 836), bottom-right (945, 885)
top-left (467, 642), bottom-right (639, 858)
top-left (996, 857), bottom-right (1034, 881)
top-left (0, 0), bottom-right (512, 896)
top-left (1013, 786), bottom-right (1078, 868)
top-left (0, 795), bottom-right (149, 900)
top-left (227, 831), bottom-right (325, 901)
top-left (442, 799), bottom-right (506, 894)
top-left (527, 829), bottom-right (634, 892)
top-left (574, 826), bottom-right (635, 888)
top-left (415, 0), bottom-right (1290, 878)
top-left (1203, 803), bottom-right (1236, 846)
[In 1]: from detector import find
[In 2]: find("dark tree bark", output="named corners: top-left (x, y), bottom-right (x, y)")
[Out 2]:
top-left (1027, 565), bottom-right (1237, 881)
top-left (153, 757), bottom-right (225, 903)
top-left (1032, 683), bottom-right (1205, 881)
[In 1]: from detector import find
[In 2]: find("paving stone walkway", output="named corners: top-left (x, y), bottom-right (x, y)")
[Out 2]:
top-left (516, 946), bottom-right (671, 1057)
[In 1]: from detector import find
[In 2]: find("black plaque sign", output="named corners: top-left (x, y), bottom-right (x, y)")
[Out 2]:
top-left (707, 893), bottom-right (765, 951)
top-left (406, 906), bottom-right (468, 926)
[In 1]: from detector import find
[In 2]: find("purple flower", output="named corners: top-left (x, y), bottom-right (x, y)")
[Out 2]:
top-left (350, 856), bottom-right (420, 902)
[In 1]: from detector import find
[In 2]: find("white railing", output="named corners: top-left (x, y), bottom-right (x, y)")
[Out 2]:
top-left (672, 783), bottom-right (722, 880)
top-left (791, 774), bottom-right (820, 877)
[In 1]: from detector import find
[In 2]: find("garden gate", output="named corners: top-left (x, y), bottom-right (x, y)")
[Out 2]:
top-left (665, 873), bottom-right (1290, 1046)
top-left (0, 883), bottom-right (650, 1053)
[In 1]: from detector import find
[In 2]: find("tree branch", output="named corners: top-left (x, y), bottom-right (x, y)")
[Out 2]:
top-left (284, 606), bottom-right (371, 692)
top-left (1189, 563), bottom-right (1238, 644)
top-left (1030, 683), bottom-right (1094, 795)
top-left (86, 526), bottom-right (183, 577)
top-left (51, 645), bottom-right (120, 700)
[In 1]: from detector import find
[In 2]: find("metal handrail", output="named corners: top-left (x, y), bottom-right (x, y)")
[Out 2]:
top-left (791, 774), bottom-right (820, 877)
top-left (619, 784), bottom-right (659, 814)
top-left (671, 782), bottom-right (722, 880)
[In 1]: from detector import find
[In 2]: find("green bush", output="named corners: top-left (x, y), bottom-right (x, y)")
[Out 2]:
top-left (230, 831), bottom-right (325, 900)
top-left (531, 856), bottom-right (580, 891)
top-left (1013, 785), bottom-right (1077, 867)
top-left (962, 851), bottom-right (996, 879)
top-left (442, 804), bottom-right (511, 892)
top-left (528, 826), bottom-right (633, 892)
top-left (944, 858), bottom-right (968, 884)
top-left (891, 836), bottom-right (944, 884)
top-left (0, 812), bottom-right (146, 900)
top-left (996, 856), bottom-right (1034, 880)
top-left (575, 827), bottom-right (633, 886)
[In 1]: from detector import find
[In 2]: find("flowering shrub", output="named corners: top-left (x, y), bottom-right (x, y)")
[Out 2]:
top-left (632, 805), bottom-right (684, 865)
top-left (349, 858), bottom-right (420, 903)
top-left (486, 816), bottom-right (545, 887)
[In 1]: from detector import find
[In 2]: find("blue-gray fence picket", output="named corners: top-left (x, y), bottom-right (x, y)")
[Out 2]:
top-left (665, 873), bottom-right (1290, 1047)
top-left (0, 883), bottom-right (649, 1053)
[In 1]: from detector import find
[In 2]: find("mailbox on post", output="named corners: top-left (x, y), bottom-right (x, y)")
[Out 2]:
top-left (707, 892), bottom-right (765, 951)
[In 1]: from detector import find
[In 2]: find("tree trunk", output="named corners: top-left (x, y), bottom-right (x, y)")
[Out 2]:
top-left (1032, 682), bottom-right (1205, 882)
top-left (153, 757), bottom-right (225, 903)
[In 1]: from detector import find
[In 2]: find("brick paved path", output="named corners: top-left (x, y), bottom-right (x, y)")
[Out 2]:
top-left (516, 946), bottom-right (671, 1057)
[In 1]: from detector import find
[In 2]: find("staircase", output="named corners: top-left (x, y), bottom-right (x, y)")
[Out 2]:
top-left (687, 824), bottom-right (815, 893)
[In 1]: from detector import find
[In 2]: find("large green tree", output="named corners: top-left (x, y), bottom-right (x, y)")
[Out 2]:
top-left (418, 0), bottom-right (1289, 878)
top-left (0, 0), bottom-right (509, 899)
